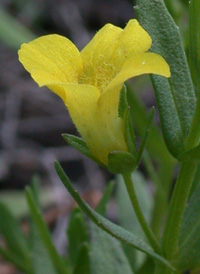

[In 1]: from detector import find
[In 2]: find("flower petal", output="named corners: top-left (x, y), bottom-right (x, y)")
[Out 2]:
top-left (119, 19), bottom-right (152, 57)
top-left (80, 19), bottom-right (153, 91)
top-left (106, 52), bottom-right (171, 92)
top-left (80, 24), bottom-right (123, 88)
top-left (49, 83), bottom-right (127, 164)
top-left (81, 23), bottom-right (122, 68)
top-left (18, 34), bottom-right (82, 90)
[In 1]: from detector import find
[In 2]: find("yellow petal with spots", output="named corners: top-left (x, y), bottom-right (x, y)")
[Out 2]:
top-left (106, 52), bottom-right (171, 92)
top-left (18, 34), bottom-right (83, 99)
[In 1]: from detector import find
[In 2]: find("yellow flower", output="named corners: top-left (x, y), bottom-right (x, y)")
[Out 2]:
top-left (18, 19), bottom-right (170, 165)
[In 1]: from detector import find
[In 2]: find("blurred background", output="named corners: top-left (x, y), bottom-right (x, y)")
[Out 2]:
top-left (0, 0), bottom-right (189, 273)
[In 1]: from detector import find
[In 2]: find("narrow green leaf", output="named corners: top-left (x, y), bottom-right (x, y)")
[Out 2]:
top-left (73, 243), bottom-right (90, 274)
top-left (108, 151), bottom-right (136, 174)
top-left (67, 208), bottom-right (89, 267)
top-left (189, 0), bottom-right (200, 94)
top-left (136, 107), bottom-right (154, 166)
top-left (96, 181), bottom-right (115, 216)
top-left (28, 179), bottom-right (58, 274)
top-left (26, 187), bottom-right (68, 274)
top-left (174, 183), bottom-right (200, 270)
top-left (55, 161), bottom-right (175, 270)
top-left (0, 8), bottom-right (35, 49)
top-left (62, 134), bottom-right (98, 162)
top-left (0, 201), bottom-right (30, 263)
top-left (90, 222), bottom-right (133, 274)
top-left (118, 85), bottom-right (137, 155)
top-left (135, 0), bottom-right (196, 157)
top-left (30, 222), bottom-right (57, 274)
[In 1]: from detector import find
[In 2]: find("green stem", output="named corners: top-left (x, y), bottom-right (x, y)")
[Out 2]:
top-left (162, 161), bottom-right (197, 260)
top-left (122, 173), bottom-right (162, 254)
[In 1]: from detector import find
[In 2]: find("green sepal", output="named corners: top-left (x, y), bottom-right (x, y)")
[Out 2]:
top-left (136, 107), bottom-right (155, 166)
top-left (118, 84), bottom-right (137, 155)
top-left (124, 107), bottom-right (137, 155)
top-left (118, 84), bottom-right (128, 119)
top-left (54, 161), bottom-right (175, 270)
top-left (62, 134), bottom-right (101, 165)
top-left (108, 151), bottom-right (136, 174)
top-left (178, 144), bottom-right (200, 162)
top-left (62, 134), bottom-right (93, 159)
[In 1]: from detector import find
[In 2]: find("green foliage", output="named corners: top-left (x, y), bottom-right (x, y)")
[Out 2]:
top-left (135, 0), bottom-right (196, 158)
top-left (179, 143), bottom-right (200, 162)
top-left (29, 222), bottom-right (57, 274)
top-left (89, 222), bottom-right (133, 274)
top-left (175, 182), bottom-right (200, 271)
top-left (0, 8), bottom-right (35, 49)
top-left (126, 84), bottom-right (173, 164)
top-left (0, 202), bottom-right (32, 273)
top-left (73, 243), bottom-right (90, 274)
top-left (26, 187), bottom-right (69, 274)
top-left (189, 0), bottom-right (200, 94)
top-left (90, 181), bottom-right (133, 274)
top-left (55, 161), bottom-right (174, 270)
top-left (67, 208), bottom-right (89, 267)
top-left (116, 172), bottom-right (153, 271)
